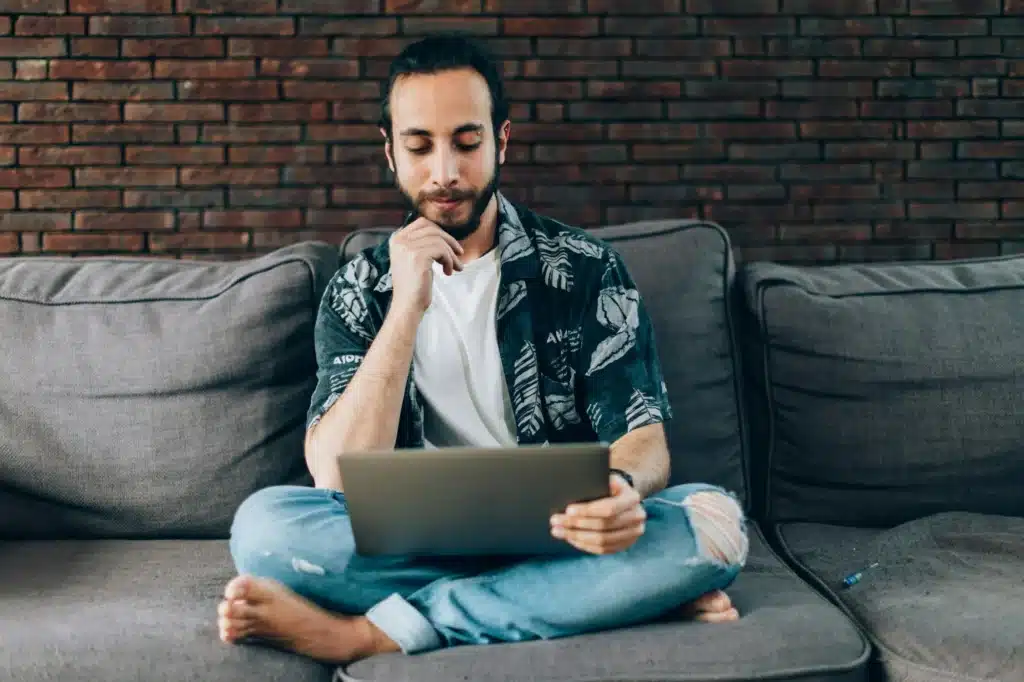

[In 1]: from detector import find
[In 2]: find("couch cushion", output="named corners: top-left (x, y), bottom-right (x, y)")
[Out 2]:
top-left (0, 242), bottom-right (340, 540)
top-left (739, 254), bottom-right (1024, 525)
top-left (341, 219), bottom-right (749, 503)
top-left (776, 513), bottom-right (1024, 682)
top-left (338, 525), bottom-right (869, 682)
top-left (0, 539), bottom-right (332, 682)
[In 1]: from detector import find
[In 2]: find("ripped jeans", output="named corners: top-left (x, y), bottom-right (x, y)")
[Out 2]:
top-left (228, 482), bottom-right (748, 654)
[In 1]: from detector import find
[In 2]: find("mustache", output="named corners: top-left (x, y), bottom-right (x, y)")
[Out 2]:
top-left (421, 189), bottom-right (473, 202)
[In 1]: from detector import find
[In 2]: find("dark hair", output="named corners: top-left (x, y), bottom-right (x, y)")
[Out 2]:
top-left (379, 33), bottom-right (509, 141)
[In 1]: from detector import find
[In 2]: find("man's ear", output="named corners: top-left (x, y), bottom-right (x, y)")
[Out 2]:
top-left (381, 128), bottom-right (395, 173)
top-left (497, 119), bottom-right (511, 165)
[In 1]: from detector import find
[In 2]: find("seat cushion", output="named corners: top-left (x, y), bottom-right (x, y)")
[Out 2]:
top-left (0, 540), bottom-right (332, 682)
top-left (342, 219), bottom-right (750, 504)
top-left (776, 513), bottom-right (1024, 682)
top-left (739, 254), bottom-right (1024, 526)
top-left (338, 525), bottom-right (870, 682)
top-left (0, 242), bottom-right (340, 539)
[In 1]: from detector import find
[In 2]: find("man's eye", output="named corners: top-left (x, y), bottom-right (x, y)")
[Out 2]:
top-left (406, 146), bottom-right (430, 155)
top-left (456, 142), bottom-right (481, 152)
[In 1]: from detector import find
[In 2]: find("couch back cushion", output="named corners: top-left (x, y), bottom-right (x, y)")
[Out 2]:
top-left (341, 220), bottom-right (749, 505)
top-left (740, 255), bottom-right (1024, 527)
top-left (0, 242), bottom-right (339, 540)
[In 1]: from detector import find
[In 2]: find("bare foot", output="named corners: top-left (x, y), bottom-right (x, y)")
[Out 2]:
top-left (682, 590), bottom-right (739, 623)
top-left (217, 575), bottom-right (400, 663)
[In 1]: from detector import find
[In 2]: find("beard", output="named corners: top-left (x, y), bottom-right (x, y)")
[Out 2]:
top-left (396, 152), bottom-right (501, 242)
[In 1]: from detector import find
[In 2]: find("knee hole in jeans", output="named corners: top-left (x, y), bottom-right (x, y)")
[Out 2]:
top-left (683, 491), bottom-right (749, 568)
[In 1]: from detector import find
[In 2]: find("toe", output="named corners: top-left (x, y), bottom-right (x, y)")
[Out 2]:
top-left (224, 575), bottom-right (251, 601)
top-left (695, 589), bottom-right (732, 613)
top-left (696, 607), bottom-right (739, 624)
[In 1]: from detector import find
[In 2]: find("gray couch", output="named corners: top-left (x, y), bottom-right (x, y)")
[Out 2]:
top-left (1, 220), bottom-right (1019, 682)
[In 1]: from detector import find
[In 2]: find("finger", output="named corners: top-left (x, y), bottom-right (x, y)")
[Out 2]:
top-left (553, 505), bottom-right (645, 532)
top-left (566, 485), bottom-right (640, 520)
top-left (559, 523), bottom-right (645, 554)
top-left (406, 220), bottom-right (465, 255)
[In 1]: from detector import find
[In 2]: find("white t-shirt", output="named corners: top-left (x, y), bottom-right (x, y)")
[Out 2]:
top-left (411, 248), bottom-right (518, 448)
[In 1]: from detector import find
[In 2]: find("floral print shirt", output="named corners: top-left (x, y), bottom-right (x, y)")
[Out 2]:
top-left (307, 192), bottom-right (673, 448)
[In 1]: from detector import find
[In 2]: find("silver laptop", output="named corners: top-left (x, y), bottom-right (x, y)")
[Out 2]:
top-left (336, 443), bottom-right (610, 557)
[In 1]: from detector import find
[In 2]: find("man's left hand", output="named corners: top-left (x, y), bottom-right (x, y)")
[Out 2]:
top-left (550, 475), bottom-right (646, 555)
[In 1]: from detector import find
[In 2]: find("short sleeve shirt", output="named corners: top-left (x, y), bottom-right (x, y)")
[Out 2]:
top-left (307, 192), bottom-right (673, 448)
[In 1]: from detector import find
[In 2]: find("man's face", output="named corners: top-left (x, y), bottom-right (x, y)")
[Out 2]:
top-left (383, 67), bottom-right (509, 241)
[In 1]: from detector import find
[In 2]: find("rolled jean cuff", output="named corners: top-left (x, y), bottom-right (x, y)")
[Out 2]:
top-left (365, 593), bottom-right (443, 654)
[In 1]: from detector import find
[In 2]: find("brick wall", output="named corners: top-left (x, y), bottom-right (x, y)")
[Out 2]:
top-left (1, 0), bottom-right (1022, 262)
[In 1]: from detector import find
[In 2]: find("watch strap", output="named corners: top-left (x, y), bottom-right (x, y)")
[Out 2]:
top-left (609, 467), bottom-right (634, 488)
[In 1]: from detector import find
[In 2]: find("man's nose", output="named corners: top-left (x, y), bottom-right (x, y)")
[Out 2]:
top-left (430, 147), bottom-right (458, 187)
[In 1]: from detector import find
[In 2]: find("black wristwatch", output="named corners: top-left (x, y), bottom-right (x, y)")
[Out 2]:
top-left (610, 468), bottom-right (634, 488)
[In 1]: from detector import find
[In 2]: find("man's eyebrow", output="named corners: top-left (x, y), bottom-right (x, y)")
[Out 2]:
top-left (398, 123), bottom-right (484, 137)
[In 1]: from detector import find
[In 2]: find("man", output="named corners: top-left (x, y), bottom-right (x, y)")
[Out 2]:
top-left (217, 34), bottom-right (749, 664)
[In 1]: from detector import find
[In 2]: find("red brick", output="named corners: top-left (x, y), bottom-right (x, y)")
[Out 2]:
top-left (934, 242), bottom-right (1000, 259)
top-left (503, 18), bottom-right (600, 36)
top-left (44, 233), bottom-right (146, 253)
top-left (195, 17), bottom-right (296, 35)
top-left (122, 39), bottom-right (224, 58)
top-left (71, 0), bottom-right (171, 10)
top-left (229, 103), bottom-right (327, 122)
top-left (179, 81), bottom-right (279, 101)
top-left (298, 16), bottom-right (397, 36)
top-left (181, 167), bottom-right (278, 186)
top-left (178, 0), bottom-right (277, 12)
top-left (0, 168), bottom-right (70, 188)
top-left (73, 124), bottom-right (175, 143)
top-left (790, 184), bottom-right (882, 200)
top-left (49, 60), bottom-right (151, 79)
top-left (229, 38), bottom-right (328, 57)
top-left (0, 17), bottom-right (8, 34)
top-left (76, 167), bottom-right (176, 186)
top-left (1, 82), bottom-right (68, 100)
top-left (383, 0), bottom-right (476, 9)
top-left (282, 165), bottom-right (380, 185)
top-left (151, 231), bottom-right (250, 251)
top-left (909, 202), bottom-right (999, 219)
top-left (15, 17), bottom-right (86, 35)
top-left (20, 190), bottom-right (120, 209)
top-left (800, 121), bottom-right (895, 138)
top-left (232, 145), bottom-right (325, 164)
top-left (0, 192), bottom-right (13, 210)
top-left (959, 141), bottom-right (1024, 159)
top-left (125, 103), bottom-right (225, 122)
top-left (0, 0), bottom-right (66, 11)
top-left (708, 122), bottom-right (797, 139)
top-left (259, 58), bottom-right (359, 78)
top-left (506, 81), bottom-right (582, 100)
top-left (568, 102), bottom-right (663, 121)
top-left (283, 81), bottom-right (378, 101)
top-left (124, 189), bottom-right (224, 208)
top-left (907, 121), bottom-right (1000, 138)
top-left (202, 125), bottom-right (301, 143)
top-left (331, 38), bottom-right (405, 58)
top-left (0, 38), bottom-right (65, 57)
top-left (0, 233), bottom-right (17, 254)
top-left (782, 0), bottom-right (876, 12)
top-left (75, 211), bottom-right (175, 230)
top-left (73, 82), bottom-right (174, 100)
top-left (154, 60), bottom-right (255, 79)
top-left (0, 146), bottom-right (12, 165)
top-left (0, 63), bottom-right (10, 79)
top-left (19, 146), bottom-right (121, 166)
top-left (71, 39), bottom-right (120, 57)
top-left (0, 106), bottom-right (11, 123)
top-left (402, 17), bottom-right (499, 36)
top-left (0, 212), bottom-right (71, 231)
top-left (125, 145), bottom-right (225, 164)
top-left (0, 125), bottom-right (69, 144)
top-left (705, 18), bottom-right (795, 35)
top-left (203, 209), bottom-right (303, 229)
top-left (824, 142), bottom-right (916, 159)
top-left (520, 60), bottom-right (618, 79)
top-left (19, 103), bottom-right (120, 122)
top-left (88, 17), bottom-right (190, 36)
top-left (722, 60), bottom-right (813, 78)
top-left (633, 142), bottom-right (724, 161)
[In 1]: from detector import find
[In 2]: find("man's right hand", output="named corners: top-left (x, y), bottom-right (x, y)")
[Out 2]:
top-left (389, 217), bottom-right (465, 315)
